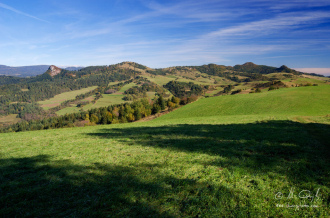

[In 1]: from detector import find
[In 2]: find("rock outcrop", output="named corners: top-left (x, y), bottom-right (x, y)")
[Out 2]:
top-left (48, 65), bottom-right (62, 77)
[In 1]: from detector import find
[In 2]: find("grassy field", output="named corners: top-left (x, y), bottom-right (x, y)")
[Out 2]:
top-left (56, 93), bottom-right (128, 115)
top-left (142, 75), bottom-right (175, 86)
top-left (175, 77), bottom-right (215, 85)
top-left (108, 81), bottom-right (122, 86)
top-left (38, 86), bottom-right (98, 110)
top-left (291, 77), bottom-right (328, 85)
top-left (119, 82), bottom-right (138, 92)
top-left (143, 74), bottom-right (220, 87)
top-left (0, 114), bottom-right (21, 126)
top-left (147, 91), bottom-right (157, 99)
top-left (83, 94), bottom-right (127, 110)
top-left (156, 85), bottom-right (330, 125)
top-left (0, 85), bottom-right (329, 217)
top-left (55, 105), bottom-right (82, 116)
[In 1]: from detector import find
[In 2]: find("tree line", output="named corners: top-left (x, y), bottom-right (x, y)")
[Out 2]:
top-left (0, 95), bottom-right (189, 133)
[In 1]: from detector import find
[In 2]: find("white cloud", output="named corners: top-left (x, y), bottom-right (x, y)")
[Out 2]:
top-left (245, 0), bottom-right (330, 10)
top-left (0, 2), bottom-right (48, 22)
top-left (205, 11), bottom-right (330, 38)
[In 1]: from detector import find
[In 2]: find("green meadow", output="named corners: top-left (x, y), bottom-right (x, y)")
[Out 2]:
top-left (142, 75), bottom-right (175, 86)
top-left (56, 94), bottom-right (128, 115)
top-left (155, 85), bottom-right (330, 125)
top-left (119, 82), bottom-right (138, 92)
top-left (1, 85), bottom-right (329, 217)
top-left (38, 86), bottom-right (98, 110)
top-left (83, 94), bottom-right (128, 110)
top-left (55, 105), bottom-right (82, 116)
top-left (0, 114), bottom-right (21, 126)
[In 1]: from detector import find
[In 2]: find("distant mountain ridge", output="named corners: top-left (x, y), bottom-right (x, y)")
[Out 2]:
top-left (0, 65), bottom-right (50, 77)
top-left (0, 62), bottom-right (305, 78)
top-left (0, 65), bottom-right (83, 77)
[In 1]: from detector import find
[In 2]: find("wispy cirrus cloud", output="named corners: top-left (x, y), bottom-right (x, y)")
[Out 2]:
top-left (0, 2), bottom-right (48, 22)
top-left (0, 0), bottom-right (329, 67)
top-left (141, 0), bottom-right (255, 23)
top-left (252, 0), bottom-right (330, 10)
top-left (205, 11), bottom-right (330, 38)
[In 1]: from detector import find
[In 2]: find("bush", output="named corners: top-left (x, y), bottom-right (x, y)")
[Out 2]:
top-left (152, 104), bottom-right (161, 114)
top-left (268, 86), bottom-right (276, 91)
top-left (77, 101), bottom-right (90, 107)
top-left (231, 89), bottom-right (242, 95)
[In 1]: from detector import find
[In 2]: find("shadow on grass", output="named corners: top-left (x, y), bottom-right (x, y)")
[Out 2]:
top-left (0, 155), bottom-right (182, 217)
top-left (87, 120), bottom-right (330, 185)
top-left (1, 121), bottom-right (329, 217)
top-left (1, 154), bottom-right (254, 217)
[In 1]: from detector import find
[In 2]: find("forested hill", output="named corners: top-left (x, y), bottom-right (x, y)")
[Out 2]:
top-left (0, 63), bottom-right (142, 104)
top-left (0, 61), bottom-right (302, 78)
top-left (1, 61), bottom-right (326, 133)
top-left (0, 61), bottom-right (309, 109)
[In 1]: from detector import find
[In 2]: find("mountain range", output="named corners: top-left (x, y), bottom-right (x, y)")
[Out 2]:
top-left (1, 63), bottom-right (329, 78)
top-left (0, 65), bottom-right (83, 77)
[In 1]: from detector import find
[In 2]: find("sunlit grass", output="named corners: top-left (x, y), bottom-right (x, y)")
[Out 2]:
top-left (119, 82), bottom-right (138, 92)
top-left (156, 86), bottom-right (330, 123)
top-left (0, 114), bottom-right (21, 125)
top-left (1, 85), bottom-right (329, 217)
top-left (38, 86), bottom-right (98, 110)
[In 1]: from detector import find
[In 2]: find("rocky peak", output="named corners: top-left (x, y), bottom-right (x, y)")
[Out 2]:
top-left (48, 65), bottom-right (62, 77)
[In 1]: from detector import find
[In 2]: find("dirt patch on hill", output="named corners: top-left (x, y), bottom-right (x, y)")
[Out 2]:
top-left (84, 96), bottom-right (95, 101)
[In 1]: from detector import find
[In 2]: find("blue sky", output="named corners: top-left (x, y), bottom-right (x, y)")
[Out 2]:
top-left (0, 0), bottom-right (330, 72)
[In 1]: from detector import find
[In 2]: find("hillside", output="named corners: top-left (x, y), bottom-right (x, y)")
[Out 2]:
top-left (0, 85), bottom-right (329, 217)
top-left (155, 85), bottom-right (330, 124)
top-left (0, 61), bottom-right (329, 130)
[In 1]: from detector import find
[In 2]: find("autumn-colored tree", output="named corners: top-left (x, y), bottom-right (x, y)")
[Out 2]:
top-left (152, 104), bottom-right (161, 114)
top-left (134, 107), bottom-right (142, 120)
top-left (125, 105), bottom-right (134, 115)
top-left (168, 101), bottom-right (175, 111)
top-left (171, 96), bottom-right (180, 104)
top-left (90, 114), bottom-right (99, 123)
top-left (127, 113), bottom-right (135, 122)
top-left (157, 96), bottom-right (166, 110)
top-left (112, 107), bottom-right (119, 118)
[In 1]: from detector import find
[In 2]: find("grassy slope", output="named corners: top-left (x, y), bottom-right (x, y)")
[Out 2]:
top-left (1, 86), bottom-right (329, 217)
top-left (154, 85), bottom-right (330, 125)
top-left (142, 75), bottom-right (217, 87)
top-left (38, 86), bottom-right (98, 110)
top-left (119, 82), bottom-right (137, 92)
top-left (57, 94), bottom-right (127, 115)
top-left (55, 105), bottom-right (81, 116)
top-left (142, 75), bottom-right (175, 86)
top-left (0, 114), bottom-right (21, 125)
top-left (83, 94), bottom-right (127, 111)
top-left (55, 82), bottom-right (129, 115)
